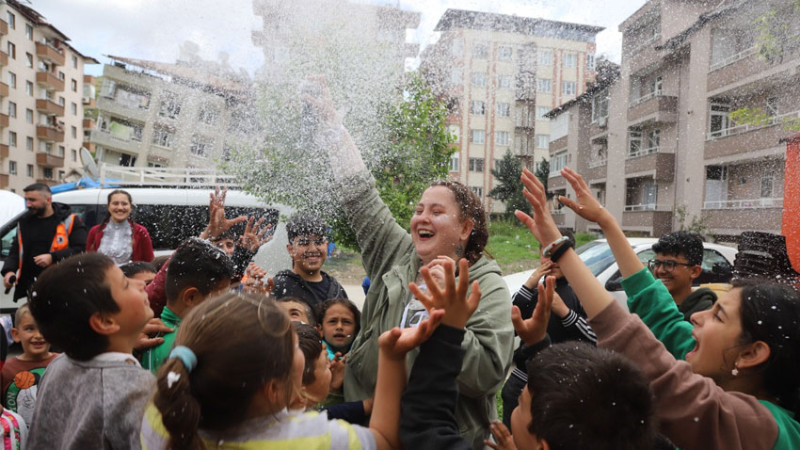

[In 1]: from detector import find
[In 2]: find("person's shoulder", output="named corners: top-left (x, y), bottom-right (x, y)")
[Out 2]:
top-left (468, 257), bottom-right (505, 282)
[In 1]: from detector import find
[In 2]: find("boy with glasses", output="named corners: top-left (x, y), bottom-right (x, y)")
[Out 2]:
top-left (649, 231), bottom-right (716, 321)
top-left (273, 213), bottom-right (348, 309)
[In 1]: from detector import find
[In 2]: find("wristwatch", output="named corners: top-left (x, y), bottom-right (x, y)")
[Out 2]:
top-left (542, 236), bottom-right (574, 263)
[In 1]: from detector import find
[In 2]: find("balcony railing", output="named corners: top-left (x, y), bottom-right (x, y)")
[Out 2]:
top-left (631, 91), bottom-right (659, 107)
top-left (627, 146), bottom-right (659, 159)
top-left (703, 197), bottom-right (783, 209)
top-left (36, 71), bottom-right (65, 91)
top-left (36, 99), bottom-right (65, 116)
top-left (0, 143), bottom-right (8, 158)
top-left (588, 158), bottom-right (608, 168)
top-left (36, 125), bottom-right (65, 142)
top-left (0, 82), bottom-right (7, 97)
top-left (35, 42), bottom-right (65, 66)
top-left (624, 203), bottom-right (657, 212)
top-left (0, 19), bottom-right (7, 36)
top-left (709, 47), bottom-right (757, 72)
top-left (0, 51), bottom-right (7, 67)
top-left (707, 109), bottom-right (800, 140)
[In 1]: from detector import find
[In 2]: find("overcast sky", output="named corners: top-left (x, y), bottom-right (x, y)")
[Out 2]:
top-left (29, 0), bottom-right (646, 76)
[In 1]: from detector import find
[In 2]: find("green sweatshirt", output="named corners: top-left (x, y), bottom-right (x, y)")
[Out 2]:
top-left (339, 172), bottom-right (514, 449)
top-left (141, 306), bottom-right (181, 374)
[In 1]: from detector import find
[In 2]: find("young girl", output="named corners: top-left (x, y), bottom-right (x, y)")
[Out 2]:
top-left (319, 298), bottom-right (360, 360)
top-left (140, 291), bottom-right (446, 450)
top-left (517, 166), bottom-right (800, 450)
top-left (292, 322), bottom-right (332, 410)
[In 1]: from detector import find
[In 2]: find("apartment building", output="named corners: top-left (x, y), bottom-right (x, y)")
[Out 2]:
top-left (0, 0), bottom-right (98, 193)
top-left (420, 9), bottom-right (602, 212)
top-left (89, 55), bottom-right (255, 170)
top-left (548, 0), bottom-right (796, 240)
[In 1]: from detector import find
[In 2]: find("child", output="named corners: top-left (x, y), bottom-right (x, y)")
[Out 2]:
top-left (292, 322), bottom-right (332, 410)
top-left (141, 238), bottom-right (233, 374)
top-left (318, 298), bottom-right (360, 360)
top-left (121, 261), bottom-right (158, 286)
top-left (26, 252), bottom-right (154, 448)
top-left (1, 304), bottom-right (58, 426)
top-left (140, 290), bottom-right (446, 449)
top-left (277, 296), bottom-right (318, 326)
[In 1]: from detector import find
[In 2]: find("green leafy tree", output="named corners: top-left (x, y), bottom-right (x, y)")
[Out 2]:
top-left (489, 151), bottom-right (528, 215)
top-left (534, 157), bottom-right (549, 196)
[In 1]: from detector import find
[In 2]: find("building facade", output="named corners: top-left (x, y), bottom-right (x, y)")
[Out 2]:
top-left (549, 0), bottom-right (796, 241)
top-left (0, 0), bottom-right (97, 193)
top-left (421, 9), bottom-right (602, 213)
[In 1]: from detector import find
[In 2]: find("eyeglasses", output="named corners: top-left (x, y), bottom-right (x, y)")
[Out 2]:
top-left (294, 237), bottom-right (327, 246)
top-left (648, 259), bottom-right (694, 272)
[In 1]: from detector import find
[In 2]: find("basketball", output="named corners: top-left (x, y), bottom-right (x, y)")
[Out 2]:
top-left (13, 371), bottom-right (35, 390)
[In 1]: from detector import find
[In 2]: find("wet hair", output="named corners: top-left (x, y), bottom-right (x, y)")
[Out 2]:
top-left (526, 342), bottom-right (656, 450)
top-left (732, 278), bottom-right (800, 414)
top-left (29, 253), bottom-right (119, 361)
top-left (151, 255), bottom-right (171, 271)
top-left (165, 238), bottom-right (234, 305)
top-left (286, 212), bottom-right (327, 242)
top-left (651, 231), bottom-right (704, 266)
top-left (428, 180), bottom-right (488, 265)
top-left (23, 183), bottom-right (51, 196)
top-left (14, 304), bottom-right (32, 327)
top-left (276, 296), bottom-right (317, 326)
top-left (318, 297), bottom-right (361, 340)
top-left (154, 292), bottom-right (295, 450)
top-left (294, 322), bottom-right (323, 386)
top-left (120, 261), bottom-right (157, 278)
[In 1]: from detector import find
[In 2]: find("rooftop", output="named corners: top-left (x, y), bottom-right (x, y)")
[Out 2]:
top-left (434, 9), bottom-right (604, 43)
top-left (106, 55), bottom-right (250, 95)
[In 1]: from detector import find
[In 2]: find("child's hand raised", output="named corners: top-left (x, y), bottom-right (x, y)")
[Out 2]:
top-left (558, 167), bottom-right (611, 225)
top-left (515, 168), bottom-right (562, 249)
top-left (378, 310), bottom-right (444, 361)
top-left (511, 276), bottom-right (556, 346)
top-left (409, 258), bottom-right (481, 330)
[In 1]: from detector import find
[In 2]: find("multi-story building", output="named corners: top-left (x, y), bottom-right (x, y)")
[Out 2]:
top-left (0, 0), bottom-right (98, 193)
top-left (420, 9), bottom-right (603, 212)
top-left (548, 0), bottom-right (797, 241)
top-left (89, 55), bottom-right (255, 170)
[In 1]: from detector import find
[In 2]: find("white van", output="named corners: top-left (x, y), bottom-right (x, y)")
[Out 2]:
top-left (0, 187), bottom-right (294, 313)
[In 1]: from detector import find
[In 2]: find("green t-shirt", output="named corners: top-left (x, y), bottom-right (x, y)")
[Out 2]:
top-left (141, 306), bottom-right (181, 374)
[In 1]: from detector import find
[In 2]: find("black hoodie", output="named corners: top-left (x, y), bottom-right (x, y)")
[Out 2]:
top-left (272, 269), bottom-right (348, 310)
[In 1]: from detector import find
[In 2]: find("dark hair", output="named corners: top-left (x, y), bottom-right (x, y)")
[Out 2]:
top-left (107, 189), bottom-right (133, 206)
top-left (286, 212), bottom-right (327, 242)
top-left (29, 253), bottom-right (119, 361)
top-left (23, 183), bottom-right (51, 195)
top-left (428, 180), bottom-right (488, 265)
top-left (318, 297), bottom-right (361, 343)
top-left (276, 296), bottom-right (317, 326)
top-left (294, 322), bottom-right (323, 386)
top-left (154, 292), bottom-right (295, 450)
top-left (526, 342), bottom-right (656, 450)
top-left (652, 231), bottom-right (704, 266)
top-left (120, 261), bottom-right (157, 278)
top-left (210, 230), bottom-right (236, 243)
top-left (151, 255), bottom-right (171, 271)
top-left (165, 238), bottom-right (234, 304)
top-left (733, 278), bottom-right (800, 414)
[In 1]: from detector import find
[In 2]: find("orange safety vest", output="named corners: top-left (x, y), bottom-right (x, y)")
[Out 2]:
top-left (16, 214), bottom-right (77, 276)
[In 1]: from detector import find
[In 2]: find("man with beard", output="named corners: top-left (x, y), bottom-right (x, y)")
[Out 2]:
top-left (273, 213), bottom-right (347, 309)
top-left (2, 184), bottom-right (87, 303)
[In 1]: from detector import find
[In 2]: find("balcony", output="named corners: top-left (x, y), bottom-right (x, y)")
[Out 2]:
top-left (583, 160), bottom-right (607, 181)
top-left (0, 51), bottom-right (7, 67)
top-left (82, 96), bottom-right (96, 108)
top-left (548, 173), bottom-right (566, 189)
top-left (704, 113), bottom-right (797, 160)
top-left (0, 19), bottom-right (7, 36)
top-left (36, 99), bottom-right (65, 116)
top-left (549, 135), bottom-right (568, 151)
top-left (36, 71), bottom-right (65, 91)
top-left (588, 118), bottom-right (608, 138)
top-left (89, 129), bottom-right (143, 154)
top-left (147, 145), bottom-right (172, 163)
top-left (0, 82), bottom-right (6, 97)
top-left (625, 150), bottom-right (674, 181)
top-left (35, 42), bottom-right (66, 66)
top-left (36, 125), bottom-right (65, 142)
top-left (628, 95), bottom-right (678, 125)
top-left (0, 174), bottom-right (8, 188)
top-left (0, 113), bottom-right (8, 128)
top-left (515, 85), bottom-right (535, 101)
top-left (35, 178), bottom-right (58, 187)
top-left (702, 199), bottom-right (783, 234)
top-left (622, 210), bottom-right (673, 237)
top-left (36, 152), bottom-right (65, 168)
top-left (707, 48), bottom-right (764, 92)
top-left (83, 118), bottom-right (96, 129)
top-left (96, 96), bottom-right (150, 122)
top-left (0, 144), bottom-right (7, 158)
top-left (626, 38), bottom-right (661, 75)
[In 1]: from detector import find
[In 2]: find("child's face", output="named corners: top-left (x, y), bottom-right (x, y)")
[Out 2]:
top-left (106, 265), bottom-right (154, 337)
top-left (511, 386), bottom-right (544, 449)
top-left (12, 313), bottom-right (51, 361)
top-left (278, 301), bottom-right (311, 324)
top-left (304, 349), bottom-right (332, 406)
top-left (214, 238), bottom-right (236, 257)
top-left (287, 235), bottom-right (328, 275)
top-left (130, 270), bottom-right (156, 286)
top-left (321, 304), bottom-right (356, 351)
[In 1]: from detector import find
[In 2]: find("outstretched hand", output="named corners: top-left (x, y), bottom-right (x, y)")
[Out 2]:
top-left (511, 276), bottom-right (556, 346)
top-left (515, 168), bottom-right (562, 249)
top-left (238, 216), bottom-right (273, 252)
top-left (410, 258), bottom-right (481, 330)
top-left (558, 167), bottom-right (611, 225)
top-left (378, 309), bottom-right (445, 360)
top-left (201, 186), bottom-right (247, 240)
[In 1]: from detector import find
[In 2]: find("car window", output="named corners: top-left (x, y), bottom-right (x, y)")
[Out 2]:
top-left (702, 249), bottom-right (731, 272)
top-left (0, 224), bottom-right (16, 258)
top-left (576, 242), bottom-right (616, 277)
top-left (637, 249), bottom-right (655, 264)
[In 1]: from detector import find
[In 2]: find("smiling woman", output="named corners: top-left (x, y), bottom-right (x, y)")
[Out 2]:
top-left (86, 189), bottom-right (154, 265)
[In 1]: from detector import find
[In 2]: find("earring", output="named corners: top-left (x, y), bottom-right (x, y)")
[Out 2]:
top-left (731, 365), bottom-right (739, 377)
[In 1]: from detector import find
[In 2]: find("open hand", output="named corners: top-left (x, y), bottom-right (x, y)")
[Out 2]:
top-left (511, 276), bottom-right (556, 346)
top-left (201, 186), bottom-right (247, 240)
top-left (410, 258), bottom-right (481, 330)
top-left (134, 318), bottom-right (173, 351)
top-left (558, 167), bottom-right (610, 224)
top-left (378, 309), bottom-right (444, 360)
top-left (485, 421), bottom-right (517, 450)
top-left (515, 168), bottom-right (562, 249)
top-left (329, 352), bottom-right (346, 391)
top-left (238, 216), bottom-right (273, 252)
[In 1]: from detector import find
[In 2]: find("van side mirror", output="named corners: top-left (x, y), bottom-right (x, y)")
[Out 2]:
top-left (605, 273), bottom-right (623, 292)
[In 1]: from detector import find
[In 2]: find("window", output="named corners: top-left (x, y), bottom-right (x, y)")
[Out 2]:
top-left (497, 75), bottom-right (512, 89)
top-left (587, 54), bottom-right (596, 71)
top-left (190, 135), bottom-right (212, 157)
top-left (469, 158), bottom-right (485, 172)
top-left (58, 71), bottom-right (65, 81)
top-left (471, 72), bottom-right (487, 87)
top-left (70, 102), bottom-right (77, 115)
top-left (8, 102), bottom-right (16, 118)
top-left (536, 106), bottom-right (550, 120)
top-left (6, 12), bottom-right (14, 29)
top-left (538, 49), bottom-right (553, 66)
top-left (535, 134), bottom-right (549, 148)
top-left (25, 81), bottom-right (32, 96)
top-left (628, 130), bottom-right (642, 156)
top-left (471, 186), bottom-right (483, 198)
top-left (448, 125), bottom-right (460, 142)
top-left (25, 24), bottom-right (32, 40)
top-left (8, 132), bottom-right (16, 147)
top-left (767, 97), bottom-right (780, 116)
top-left (25, 137), bottom-right (32, 151)
top-left (449, 153), bottom-right (459, 172)
top-left (71, 79), bottom-right (77, 92)
top-left (537, 79), bottom-right (552, 94)
top-left (152, 127), bottom-right (175, 148)
top-left (470, 101), bottom-right (485, 115)
top-left (199, 107), bottom-right (218, 125)
top-left (8, 161), bottom-right (16, 175)
top-left (761, 176), bottom-right (774, 198)
top-left (470, 129), bottom-right (485, 144)
top-left (159, 93), bottom-right (182, 119)
top-left (57, 96), bottom-right (64, 107)
top-left (495, 131), bottom-right (510, 146)
top-left (650, 76), bottom-right (663, 96)
top-left (26, 164), bottom-right (33, 177)
top-left (709, 101), bottom-right (731, 138)
top-left (449, 68), bottom-right (462, 85)
top-left (71, 149), bottom-right (77, 162)
top-left (8, 72), bottom-right (15, 89)
top-left (473, 43), bottom-right (488, 59)
top-left (550, 152), bottom-right (568, 175)
top-left (497, 102), bottom-right (510, 117)
top-left (43, 168), bottom-right (53, 179)
top-left (646, 129), bottom-right (661, 152)
top-left (72, 55), bottom-right (78, 69)
top-left (563, 53), bottom-right (577, 68)
top-left (592, 90), bottom-right (609, 122)
top-left (25, 109), bottom-right (32, 124)
top-left (71, 126), bottom-right (77, 138)
top-left (57, 145), bottom-right (65, 157)
top-left (7, 42), bottom-right (15, 59)
top-left (498, 46), bottom-right (513, 61)
top-left (562, 81), bottom-right (576, 96)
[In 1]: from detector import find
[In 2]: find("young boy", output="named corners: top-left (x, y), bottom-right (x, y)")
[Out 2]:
top-left (276, 296), bottom-right (318, 326)
top-left (26, 252), bottom-right (154, 448)
top-left (273, 213), bottom-right (347, 308)
top-left (650, 231), bottom-right (715, 321)
top-left (121, 261), bottom-right (158, 286)
top-left (0, 304), bottom-right (58, 426)
top-left (141, 238), bottom-right (234, 373)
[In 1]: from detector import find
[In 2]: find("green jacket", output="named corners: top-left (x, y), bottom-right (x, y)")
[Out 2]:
top-left (141, 306), bottom-right (181, 374)
top-left (340, 172), bottom-right (514, 449)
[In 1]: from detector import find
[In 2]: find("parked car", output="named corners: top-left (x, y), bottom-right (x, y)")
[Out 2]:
top-left (503, 238), bottom-right (738, 310)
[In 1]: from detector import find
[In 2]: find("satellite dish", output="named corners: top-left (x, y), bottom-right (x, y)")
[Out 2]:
top-left (80, 147), bottom-right (99, 178)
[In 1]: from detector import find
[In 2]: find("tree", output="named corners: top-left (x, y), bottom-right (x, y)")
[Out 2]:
top-left (489, 151), bottom-right (528, 215)
top-left (534, 157), bottom-right (549, 196)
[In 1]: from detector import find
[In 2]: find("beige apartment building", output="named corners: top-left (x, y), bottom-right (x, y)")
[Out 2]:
top-left (548, 0), bottom-right (796, 241)
top-left (0, 0), bottom-right (98, 193)
top-left (420, 9), bottom-right (602, 212)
